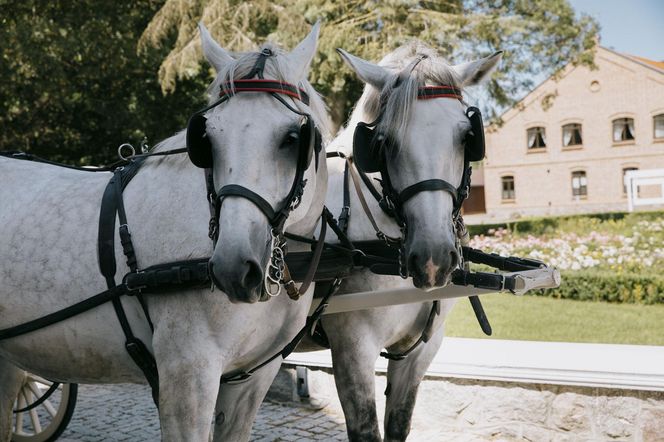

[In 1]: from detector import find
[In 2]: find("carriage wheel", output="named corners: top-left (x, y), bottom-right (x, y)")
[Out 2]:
top-left (11, 375), bottom-right (77, 442)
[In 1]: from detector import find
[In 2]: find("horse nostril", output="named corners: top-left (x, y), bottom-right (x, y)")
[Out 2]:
top-left (450, 250), bottom-right (460, 270)
top-left (242, 259), bottom-right (263, 290)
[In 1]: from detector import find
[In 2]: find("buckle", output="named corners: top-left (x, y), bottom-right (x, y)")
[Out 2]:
top-left (124, 271), bottom-right (147, 293)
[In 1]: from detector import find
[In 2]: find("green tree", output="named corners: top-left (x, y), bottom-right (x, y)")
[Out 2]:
top-left (139, 0), bottom-right (598, 128)
top-left (0, 0), bottom-right (209, 164)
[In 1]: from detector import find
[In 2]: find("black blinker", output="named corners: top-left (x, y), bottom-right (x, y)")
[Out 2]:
top-left (353, 122), bottom-right (382, 173)
top-left (464, 106), bottom-right (485, 162)
top-left (186, 114), bottom-right (213, 169)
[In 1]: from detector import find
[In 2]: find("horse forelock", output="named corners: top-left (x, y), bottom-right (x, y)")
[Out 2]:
top-left (360, 41), bottom-right (462, 153)
top-left (151, 42), bottom-right (332, 161)
top-left (206, 44), bottom-right (332, 140)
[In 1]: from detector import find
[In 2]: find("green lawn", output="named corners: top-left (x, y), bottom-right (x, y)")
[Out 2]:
top-left (446, 294), bottom-right (664, 346)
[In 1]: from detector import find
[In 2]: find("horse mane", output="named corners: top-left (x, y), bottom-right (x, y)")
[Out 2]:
top-left (358, 41), bottom-right (462, 152)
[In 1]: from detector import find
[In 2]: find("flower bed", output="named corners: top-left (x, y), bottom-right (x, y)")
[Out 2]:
top-left (468, 213), bottom-right (664, 304)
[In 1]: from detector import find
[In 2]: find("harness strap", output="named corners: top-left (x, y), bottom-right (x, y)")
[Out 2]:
top-left (221, 80), bottom-right (310, 105)
top-left (13, 381), bottom-right (61, 413)
top-left (347, 156), bottom-right (401, 244)
top-left (216, 184), bottom-right (277, 223)
top-left (399, 179), bottom-right (459, 207)
top-left (294, 214), bottom-right (327, 296)
top-left (220, 279), bottom-right (341, 384)
top-left (463, 247), bottom-right (545, 272)
top-left (98, 165), bottom-right (159, 404)
top-left (282, 212), bottom-right (328, 300)
top-left (0, 285), bottom-right (129, 341)
top-left (380, 300), bottom-right (440, 361)
top-left (469, 296), bottom-right (492, 336)
top-left (243, 48), bottom-right (272, 80)
top-left (356, 163), bottom-right (384, 202)
top-left (339, 162), bottom-right (351, 233)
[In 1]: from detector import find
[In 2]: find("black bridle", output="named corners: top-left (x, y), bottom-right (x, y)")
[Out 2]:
top-left (186, 48), bottom-right (323, 298)
top-left (352, 83), bottom-right (482, 278)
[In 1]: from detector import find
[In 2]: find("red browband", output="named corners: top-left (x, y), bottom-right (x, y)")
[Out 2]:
top-left (417, 86), bottom-right (463, 100)
top-left (220, 79), bottom-right (310, 105)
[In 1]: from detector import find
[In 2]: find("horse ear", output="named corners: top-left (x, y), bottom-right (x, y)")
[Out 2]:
top-left (452, 51), bottom-right (503, 87)
top-left (199, 22), bottom-right (234, 72)
top-left (336, 49), bottom-right (390, 90)
top-left (285, 21), bottom-right (321, 81)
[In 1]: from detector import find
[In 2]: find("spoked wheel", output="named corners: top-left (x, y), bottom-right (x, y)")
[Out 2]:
top-left (11, 374), bottom-right (77, 442)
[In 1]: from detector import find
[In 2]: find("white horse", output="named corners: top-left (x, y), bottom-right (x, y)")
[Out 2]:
top-left (0, 22), bottom-right (330, 441)
top-left (211, 42), bottom-right (502, 441)
top-left (317, 43), bottom-right (502, 441)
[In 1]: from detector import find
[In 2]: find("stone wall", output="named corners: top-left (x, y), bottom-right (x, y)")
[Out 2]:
top-left (415, 378), bottom-right (664, 442)
top-left (270, 366), bottom-right (664, 441)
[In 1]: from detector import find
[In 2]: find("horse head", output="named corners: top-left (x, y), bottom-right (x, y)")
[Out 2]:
top-left (190, 23), bottom-right (329, 303)
top-left (339, 43), bottom-right (501, 289)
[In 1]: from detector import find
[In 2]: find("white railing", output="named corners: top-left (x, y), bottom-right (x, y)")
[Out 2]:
top-left (625, 169), bottom-right (664, 212)
top-left (285, 338), bottom-right (664, 392)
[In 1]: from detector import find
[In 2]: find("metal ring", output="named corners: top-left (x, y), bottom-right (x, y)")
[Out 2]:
top-left (140, 137), bottom-right (150, 154)
top-left (118, 143), bottom-right (135, 161)
top-left (264, 278), bottom-right (281, 297)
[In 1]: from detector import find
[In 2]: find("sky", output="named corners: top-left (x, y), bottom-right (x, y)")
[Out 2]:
top-left (568, 0), bottom-right (664, 61)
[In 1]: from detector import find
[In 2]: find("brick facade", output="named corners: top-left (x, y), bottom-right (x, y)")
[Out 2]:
top-left (470, 46), bottom-right (664, 223)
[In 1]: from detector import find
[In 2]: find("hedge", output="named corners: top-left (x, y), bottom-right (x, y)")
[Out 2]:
top-left (530, 270), bottom-right (664, 305)
top-left (467, 210), bottom-right (664, 237)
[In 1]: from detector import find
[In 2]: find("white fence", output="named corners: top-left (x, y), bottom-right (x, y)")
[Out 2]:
top-left (625, 168), bottom-right (664, 212)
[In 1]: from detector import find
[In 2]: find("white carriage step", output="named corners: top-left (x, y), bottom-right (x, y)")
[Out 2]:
top-left (284, 338), bottom-right (664, 392)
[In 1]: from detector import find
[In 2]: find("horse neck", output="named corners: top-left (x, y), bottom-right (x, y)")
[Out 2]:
top-left (122, 133), bottom-right (214, 263)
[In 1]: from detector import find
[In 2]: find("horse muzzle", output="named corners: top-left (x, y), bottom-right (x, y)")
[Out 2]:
top-left (208, 256), bottom-right (265, 304)
top-left (405, 239), bottom-right (459, 289)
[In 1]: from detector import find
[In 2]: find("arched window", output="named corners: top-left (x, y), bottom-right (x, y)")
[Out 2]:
top-left (527, 127), bottom-right (546, 149)
top-left (612, 118), bottom-right (635, 142)
top-left (562, 123), bottom-right (583, 147)
top-left (501, 176), bottom-right (515, 201)
top-left (654, 114), bottom-right (664, 139)
top-left (571, 171), bottom-right (587, 198)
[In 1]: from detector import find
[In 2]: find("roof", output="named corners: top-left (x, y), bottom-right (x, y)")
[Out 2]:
top-left (494, 46), bottom-right (664, 125)
top-left (629, 55), bottom-right (664, 72)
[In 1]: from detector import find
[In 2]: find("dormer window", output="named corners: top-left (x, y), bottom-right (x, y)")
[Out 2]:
top-left (527, 127), bottom-right (546, 149)
top-left (612, 118), bottom-right (635, 142)
top-left (562, 123), bottom-right (583, 147)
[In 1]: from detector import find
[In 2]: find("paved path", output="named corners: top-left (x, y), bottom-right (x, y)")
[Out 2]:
top-left (54, 367), bottom-right (462, 441)
top-left (58, 382), bottom-right (349, 441)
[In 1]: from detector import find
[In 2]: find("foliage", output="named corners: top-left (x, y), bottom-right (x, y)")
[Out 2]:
top-left (446, 293), bottom-right (664, 345)
top-left (139, 0), bottom-right (599, 128)
top-left (466, 211), bottom-right (663, 237)
top-left (470, 216), bottom-right (664, 273)
top-left (468, 212), bottom-right (664, 304)
top-left (0, 1), bottom-right (209, 165)
top-left (536, 270), bottom-right (664, 305)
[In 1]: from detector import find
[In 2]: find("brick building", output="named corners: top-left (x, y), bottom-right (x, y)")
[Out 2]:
top-left (464, 46), bottom-right (664, 223)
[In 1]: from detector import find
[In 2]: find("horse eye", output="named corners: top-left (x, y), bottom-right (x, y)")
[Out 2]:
top-left (280, 130), bottom-right (300, 149)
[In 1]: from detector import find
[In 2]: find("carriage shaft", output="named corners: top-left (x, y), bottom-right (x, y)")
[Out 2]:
top-left (315, 268), bottom-right (560, 315)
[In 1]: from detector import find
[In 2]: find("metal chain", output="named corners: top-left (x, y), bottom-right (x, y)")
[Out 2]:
top-left (264, 230), bottom-right (286, 297)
